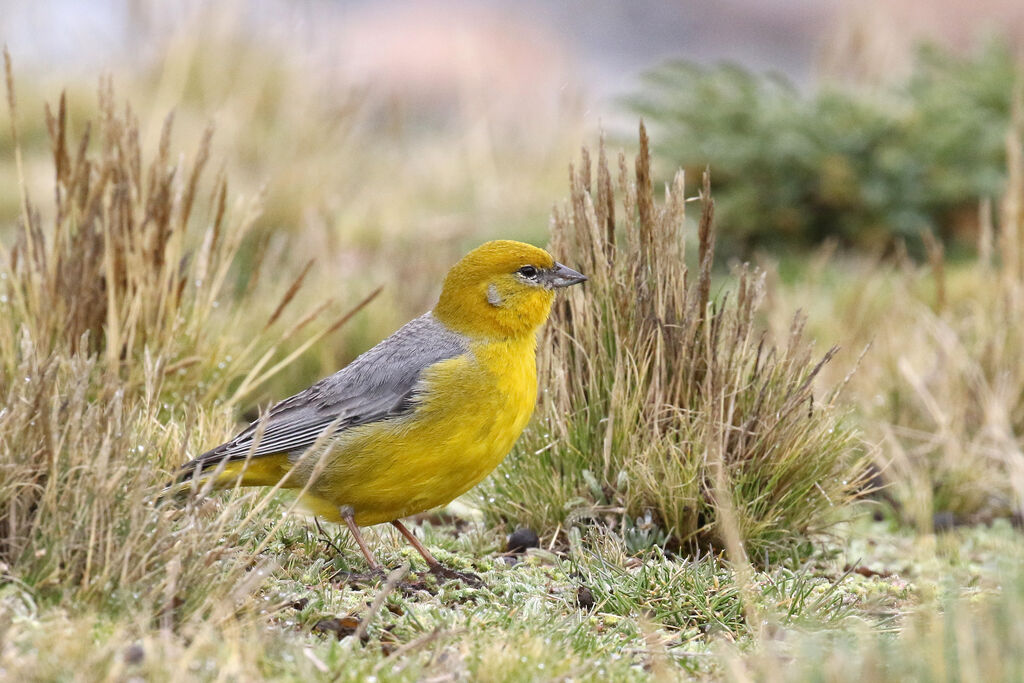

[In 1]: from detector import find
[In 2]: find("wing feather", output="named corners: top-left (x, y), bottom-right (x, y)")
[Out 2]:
top-left (180, 312), bottom-right (468, 473)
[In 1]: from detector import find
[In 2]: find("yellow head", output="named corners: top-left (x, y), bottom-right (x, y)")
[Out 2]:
top-left (434, 240), bottom-right (587, 339)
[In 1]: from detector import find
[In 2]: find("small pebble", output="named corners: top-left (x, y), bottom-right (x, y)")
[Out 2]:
top-left (576, 586), bottom-right (595, 610)
top-left (123, 643), bottom-right (145, 665)
top-left (933, 511), bottom-right (955, 533)
top-left (507, 528), bottom-right (540, 553)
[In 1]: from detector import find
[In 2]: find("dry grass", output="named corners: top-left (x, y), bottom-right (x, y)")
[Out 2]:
top-left (878, 117), bottom-right (1024, 525)
top-left (758, 109), bottom-right (1024, 529)
top-left (0, 55), bottom-right (365, 619)
top-left (480, 125), bottom-right (870, 560)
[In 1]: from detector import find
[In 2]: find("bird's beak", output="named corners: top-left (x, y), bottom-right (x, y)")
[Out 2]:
top-left (545, 262), bottom-right (588, 289)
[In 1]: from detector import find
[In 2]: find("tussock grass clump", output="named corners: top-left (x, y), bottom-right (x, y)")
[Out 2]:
top-left (0, 61), bottom-right (348, 614)
top-left (481, 125), bottom-right (868, 560)
top-left (0, 346), bottom-right (260, 614)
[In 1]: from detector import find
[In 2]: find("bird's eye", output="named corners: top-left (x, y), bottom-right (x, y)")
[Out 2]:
top-left (518, 265), bottom-right (538, 278)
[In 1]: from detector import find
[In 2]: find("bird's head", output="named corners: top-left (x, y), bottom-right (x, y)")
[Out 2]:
top-left (434, 240), bottom-right (587, 339)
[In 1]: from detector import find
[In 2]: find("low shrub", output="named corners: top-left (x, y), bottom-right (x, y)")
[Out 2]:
top-left (629, 42), bottom-right (1017, 257)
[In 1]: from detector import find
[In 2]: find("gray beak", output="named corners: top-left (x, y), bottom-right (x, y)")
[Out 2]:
top-left (545, 262), bottom-right (588, 289)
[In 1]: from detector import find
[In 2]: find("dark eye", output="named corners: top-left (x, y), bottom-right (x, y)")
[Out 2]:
top-left (518, 265), bottom-right (538, 278)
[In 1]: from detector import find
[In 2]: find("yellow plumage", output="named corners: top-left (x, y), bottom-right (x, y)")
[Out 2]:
top-left (305, 337), bottom-right (538, 525)
top-left (174, 240), bottom-right (586, 573)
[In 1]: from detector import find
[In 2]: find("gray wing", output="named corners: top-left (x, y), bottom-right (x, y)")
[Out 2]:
top-left (184, 312), bottom-right (468, 468)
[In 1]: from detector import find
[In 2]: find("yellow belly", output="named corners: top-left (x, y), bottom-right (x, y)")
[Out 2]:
top-left (301, 337), bottom-right (538, 526)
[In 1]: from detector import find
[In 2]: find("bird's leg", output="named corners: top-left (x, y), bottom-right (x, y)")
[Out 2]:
top-left (341, 506), bottom-right (382, 571)
top-left (391, 519), bottom-right (483, 587)
top-left (391, 519), bottom-right (441, 568)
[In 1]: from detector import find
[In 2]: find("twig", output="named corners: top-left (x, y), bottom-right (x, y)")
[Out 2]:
top-left (381, 627), bottom-right (465, 665)
top-left (353, 562), bottom-right (410, 642)
top-left (303, 647), bottom-right (329, 673)
top-left (315, 517), bottom-right (344, 556)
top-left (623, 648), bottom-right (715, 658)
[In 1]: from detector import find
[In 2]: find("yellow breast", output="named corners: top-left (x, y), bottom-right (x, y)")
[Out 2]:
top-left (305, 334), bottom-right (539, 526)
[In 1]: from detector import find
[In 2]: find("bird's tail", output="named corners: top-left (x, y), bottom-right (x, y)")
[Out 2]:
top-left (160, 453), bottom-right (296, 502)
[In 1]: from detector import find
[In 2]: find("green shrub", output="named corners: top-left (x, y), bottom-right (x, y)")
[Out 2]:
top-left (478, 125), bottom-right (869, 561)
top-left (629, 42), bottom-right (1017, 256)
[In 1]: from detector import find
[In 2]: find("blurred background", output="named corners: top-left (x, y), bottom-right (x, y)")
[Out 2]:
top-left (5, 0), bottom-right (1022, 263)
top-left (6, 0), bottom-right (1022, 245)
top-left (3, 0), bottom-right (1023, 413)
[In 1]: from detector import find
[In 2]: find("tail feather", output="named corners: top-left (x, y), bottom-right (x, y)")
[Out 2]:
top-left (160, 453), bottom-right (296, 501)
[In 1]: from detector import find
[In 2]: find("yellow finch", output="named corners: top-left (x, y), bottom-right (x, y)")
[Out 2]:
top-left (175, 240), bottom-right (586, 575)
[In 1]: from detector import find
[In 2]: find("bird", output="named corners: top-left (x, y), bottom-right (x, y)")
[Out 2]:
top-left (172, 239), bottom-right (586, 578)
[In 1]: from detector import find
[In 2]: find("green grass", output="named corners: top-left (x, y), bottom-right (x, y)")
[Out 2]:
top-left (3, 512), bottom-right (1020, 681)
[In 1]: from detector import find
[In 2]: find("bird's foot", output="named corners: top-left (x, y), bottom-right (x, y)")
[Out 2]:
top-left (428, 563), bottom-right (485, 588)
